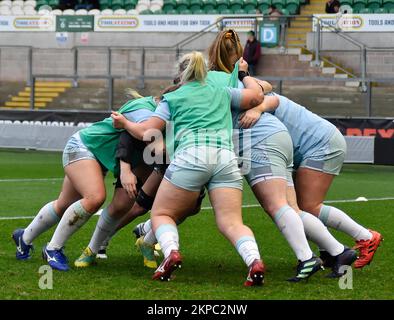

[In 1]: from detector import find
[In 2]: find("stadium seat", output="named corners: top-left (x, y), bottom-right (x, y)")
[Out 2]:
top-left (25, 0), bottom-right (38, 7)
top-left (244, 0), bottom-right (257, 11)
top-left (202, 0), bottom-right (216, 12)
top-left (13, 0), bottom-right (24, 7)
top-left (114, 8), bottom-right (127, 13)
top-left (281, 7), bottom-right (290, 14)
top-left (367, 0), bottom-right (382, 10)
top-left (286, 0), bottom-right (300, 14)
top-left (140, 8), bottom-right (154, 13)
top-left (88, 8), bottom-right (101, 14)
top-left (0, 0), bottom-right (12, 7)
top-left (51, 8), bottom-right (62, 14)
top-left (101, 8), bottom-right (114, 14)
top-left (99, 0), bottom-right (111, 10)
top-left (24, 5), bottom-right (37, 14)
top-left (176, 0), bottom-right (190, 11)
top-left (229, 0), bottom-right (243, 11)
top-left (124, 0), bottom-right (138, 10)
top-left (359, 7), bottom-right (372, 12)
top-left (178, 7), bottom-right (192, 13)
top-left (216, 0), bottom-right (229, 11)
top-left (136, 2), bottom-right (150, 12)
top-left (35, 0), bottom-right (48, 9)
top-left (48, 0), bottom-right (59, 8)
top-left (189, 0), bottom-right (202, 11)
top-left (272, 0), bottom-right (286, 10)
top-left (374, 6), bottom-right (388, 11)
top-left (220, 7), bottom-right (233, 13)
top-left (76, 8), bottom-right (88, 14)
top-left (205, 7), bottom-right (219, 13)
top-left (166, 7), bottom-right (178, 13)
top-left (390, 6), bottom-right (394, 11)
top-left (11, 6), bottom-right (24, 15)
top-left (0, 5), bottom-right (11, 14)
top-left (127, 8), bottom-right (139, 13)
top-left (111, 0), bottom-right (124, 10)
top-left (193, 8), bottom-right (205, 13)
top-left (339, 0), bottom-right (353, 10)
top-left (352, 0), bottom-right (367, 11)
top-left (258, 0), bottom-right (272, 13)
top-left (162, 0), bottom-right (176, 12)
top-left (383, 0), bottom-right (394, 9)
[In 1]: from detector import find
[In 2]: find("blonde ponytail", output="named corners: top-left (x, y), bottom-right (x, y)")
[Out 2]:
top-left (178, 51), bottom-right (207, 84)
top-left (125, 88), bottom-right (144, 99)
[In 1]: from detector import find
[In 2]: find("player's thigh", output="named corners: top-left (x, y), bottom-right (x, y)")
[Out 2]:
top-left (64, 159), bottom-right (106, 208)
top-left (295, 167), bottom-right (334, 214)
top-left (54, 175), bottom-right (82, 215)
top-left (151, 179), bottom-right (200, 227)
top-left (141, 168), bottom-right (164, 196)
top-left (132, 163), bottom-right (153, 184)
top-left (251, 178), bottom-right (288, 218)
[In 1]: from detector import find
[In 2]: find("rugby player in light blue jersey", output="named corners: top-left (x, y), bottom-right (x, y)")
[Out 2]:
top-left (243, 91), bottom-right (383, 270)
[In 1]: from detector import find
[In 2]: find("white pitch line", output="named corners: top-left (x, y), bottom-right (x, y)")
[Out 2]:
top-left (1, 196), bottom-right (393, 221)
top-left (0, 178), bottom-right (63, 183)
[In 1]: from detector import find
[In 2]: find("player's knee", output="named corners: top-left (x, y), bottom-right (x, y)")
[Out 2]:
top-left (299, 202), bottom-right (321, 216)
top-left (83, 192), bottom-right (106, 213)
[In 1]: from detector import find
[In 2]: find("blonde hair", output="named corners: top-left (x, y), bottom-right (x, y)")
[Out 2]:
top-left (125, 88), bottom-right (144, 99)
top-left (208, 29), bottom-right (243, 73)
top-left (178, 51), bottom-right (207, 84)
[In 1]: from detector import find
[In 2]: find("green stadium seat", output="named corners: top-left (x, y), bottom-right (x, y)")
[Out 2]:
top-left (192, 8), bottom-right (206, 13)
top-left (390, 6), bottom-right (394, 11)
top-left (176, 0), bottom-right (190, 11)
top-left (111, 0), bottom-right (124, 10)
top-left (339, 0), bottom-right (353, 7)
top-left (202, 0), bottom-right (217, 11)
top-left (179, 8), bottom-right (192, 13)
top-left (367, 0), bottom-right (382, 10)
top-left (48, 0), bottom-right (59, 8)
top-left (359, 7), bottom-right (372, 12)
top-left (280, 7), bottom-right (290, 15)
top-left (286, 0), bottom-right (300, 14)
top-left (167, 8), bottom-right (179, 13)
top-left (221, 8), bottom-right (234, 14)
top-left (206, 7), bottom-right (219, 13)
top-left (140, 9), bottom-right (154, 14)
top-left (216, 0), bottom-right (230, 11)
top-left (257, 0), bottom-right (272, 13)
top-left (189, 0), bottom-right (202, 11)
top-left (374, 6), bottom-right (388, 12)
top-left (124, 0), bottom-right (138, 10)
top-left (229, 0), bottom-right (243, 11)
top-left (272, 0), bottom-right (286, 10)
top-left (36, 0), bottom-right (48, 9)
top-left (99, 0), bottom-right (111, 10)
top-left (352, 0), bottom-right (367, 11)
top-left (383, 0), bottom-right (394, 10)
top-left (152, 9), bottom-right (164, 14)
top-left (163, 0), bottom-right (177, 12)
top-left (244, 0), bottom-right (257, 11)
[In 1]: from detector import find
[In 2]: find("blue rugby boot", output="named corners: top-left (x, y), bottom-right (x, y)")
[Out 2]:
top-left (12, 229), bottom-right (33, 260)
top-left (42, 244), bottom-right (70, 271)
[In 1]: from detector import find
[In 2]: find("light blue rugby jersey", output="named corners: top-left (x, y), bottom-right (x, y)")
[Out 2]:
top-left (232, 81), bottom-right (288, 151)
top-left (272, 94), bottom-right (337, 161)
top-left (123, 108), bottom-right (154, 123)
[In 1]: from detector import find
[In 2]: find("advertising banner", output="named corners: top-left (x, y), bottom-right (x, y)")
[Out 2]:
top-left (0, 15), bottom-right (56, 32)
top-left (313, 14), bottom-right (394, 32)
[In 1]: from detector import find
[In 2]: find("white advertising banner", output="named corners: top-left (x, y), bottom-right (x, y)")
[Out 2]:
top-left (313, 14), bottom-right (394, 32)
top-left (94, 15), bottom-right (255, 32)
top-left (0, 15), bottom-right (56, 32)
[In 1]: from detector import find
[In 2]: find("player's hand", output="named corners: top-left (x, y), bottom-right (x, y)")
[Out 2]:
top-left (238, 57), bottom-right (249, 73)
top-left (111, 112), bottom-right (127, 129)
top-left (239, 108), bottom-right (261, 129)
top-left (120, 170), bottom-right (138, 199)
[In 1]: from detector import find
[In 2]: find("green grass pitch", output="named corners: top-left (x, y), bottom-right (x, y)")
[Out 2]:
top-left (0, 149), bottom-right (393, 300)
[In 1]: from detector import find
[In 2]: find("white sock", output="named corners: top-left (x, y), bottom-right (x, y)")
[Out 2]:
top-left (47, 200), bottom-right (91, 250)
top-left (235, 236), bottom-right (261, 267)
top-left (88, 208), bottom-right (120, 254)
top-left (319, 205), bottom-right (372, 241)
top-left (142, 220), bottom-right (152, 235)
top-left (273, 205), bottom-right (313, 262)
top-left (144, 229), bottom-right (157, 246)
top-left (155, 224), bottom-right (179, 258)
top-left (22, 201), bottom-right (60, 245)
top-left (300, 211), bottom-right (345, 256)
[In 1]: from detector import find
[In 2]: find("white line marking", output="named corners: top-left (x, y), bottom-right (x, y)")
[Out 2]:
top-left (1, 196), bottom-right (393, 221)
top-left (0, 178), bottom-right (63, 183)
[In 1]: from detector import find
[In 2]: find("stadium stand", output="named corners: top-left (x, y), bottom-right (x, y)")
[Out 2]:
top-left (0, 0), bottom-right (394, 14)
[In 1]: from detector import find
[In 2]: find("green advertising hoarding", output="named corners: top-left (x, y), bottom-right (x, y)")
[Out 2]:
top-left (56, 15), bottom-right (94, 32)
top-left (259, 21), bottom-right (279, 47)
